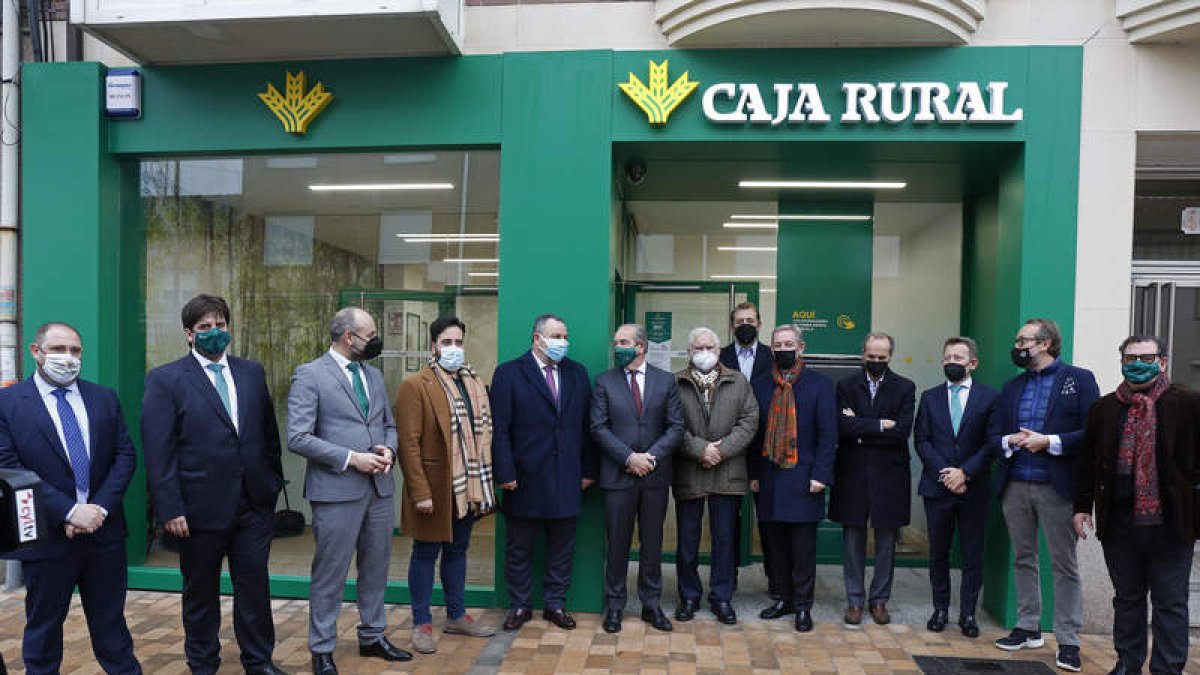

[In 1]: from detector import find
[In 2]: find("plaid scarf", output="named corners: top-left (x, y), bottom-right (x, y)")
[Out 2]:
top-left (689, 366), bottom-right (720, 412)
top-left (763, 360), bottom-right (803, 468)
top-left (429, 360), bottom-right (496, 518)
top-left (1114, 374), bottom-right (1169, 526)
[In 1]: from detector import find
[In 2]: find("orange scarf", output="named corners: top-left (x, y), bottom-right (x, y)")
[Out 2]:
top-left (763, 361), bottom-right (803, 468)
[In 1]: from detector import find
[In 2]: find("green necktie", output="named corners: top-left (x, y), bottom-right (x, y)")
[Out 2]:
top-left (207, 363), bottom-right (232, 418)
top-left (949, 384), bottom-right (965, 435)
top-left (347, 362), bottom-right (370, 418)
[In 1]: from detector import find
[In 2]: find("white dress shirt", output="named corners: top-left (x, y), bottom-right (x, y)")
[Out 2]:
top-left (35, 372), bottom-right (91, 506)
top-left (193, 348), bottom-right (238, 432)
top-left (328, 347), bottom-right (370, 401)
top-left (532, 350), bottom-right (561, 394)
top-left (625, 361), bottom-right (647, 400)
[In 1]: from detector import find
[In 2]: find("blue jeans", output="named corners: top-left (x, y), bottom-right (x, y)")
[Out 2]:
top-left (408, 515), bottom-right (475, 626)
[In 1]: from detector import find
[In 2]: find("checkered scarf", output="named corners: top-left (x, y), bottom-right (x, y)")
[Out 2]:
top-left (430, 360), bottom-right (496, 518)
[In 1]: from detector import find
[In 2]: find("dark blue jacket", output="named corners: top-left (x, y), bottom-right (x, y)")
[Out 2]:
top-left (914, 380), bottom-right (999, 499)
top-left (491, 351), bottom-right (595, 519)
top-left (993, 361), bottom-right (1099, 501)
top-left (750, 366), bottom-right (837, 523)
top-left (0, 377), bottom-right (137, 561)
top-left (142, 355), bottom-right (284, 531)
top-left (589, 363), bottom-right (684, 490)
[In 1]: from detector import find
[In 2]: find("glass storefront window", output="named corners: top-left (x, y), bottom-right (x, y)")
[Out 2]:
top-left (141, 150), bottom-right (500, 586)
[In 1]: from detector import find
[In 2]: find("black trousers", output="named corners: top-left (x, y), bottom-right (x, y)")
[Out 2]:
top-left (1102, 508), bottom-right (1193, 675)
top-left (504, 515), bottom-right (577, 611)
top-left (761, 521), bottom-right (817, 610)
top-left (604, 486), bottom-right (669, 611)
top-left (177, 500), bottom-right (276, 675)
top-left (752, 493), bottom-right (779, 600)
top-left (675, 494), bottom-right (739, 604)
top-left (924, 491), bottom-right (988, 618)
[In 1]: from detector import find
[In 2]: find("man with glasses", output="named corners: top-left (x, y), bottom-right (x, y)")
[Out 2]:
top-left (1074, 336), bottom-right (1200, 675)
top-left (992, 319), bottom-right (1098, 672)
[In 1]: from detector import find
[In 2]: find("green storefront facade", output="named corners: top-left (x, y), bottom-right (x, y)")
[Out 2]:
top-left (21, 45), bottom-right (1082, 626)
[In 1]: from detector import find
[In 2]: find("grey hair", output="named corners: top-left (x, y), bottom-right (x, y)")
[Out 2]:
top-left (532, 313), bottom-right (566, 335)
top-left (864, 331), bottom-right (895, 355)
top-left (329, 307), bottom-right (364, 343)
top-left (618, 323), bottom-right (648, 347)
top-left (33, 322), bottom-right (81, 347)
top-left (771, 324), bottom-right (803, 343)
top-left (687, 326), bottom-right (719, 347)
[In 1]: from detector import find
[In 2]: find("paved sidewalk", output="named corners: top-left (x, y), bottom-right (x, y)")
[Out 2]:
top-left (2, 588), bottom-right (1195, 674)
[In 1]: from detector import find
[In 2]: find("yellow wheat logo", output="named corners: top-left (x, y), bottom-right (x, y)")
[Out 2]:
top-left (836, 314), bottom-right (857, 331)
top-left (258, 71), bottom-right (334, 135)
top-left (619, 60), bottom-right (698, 127)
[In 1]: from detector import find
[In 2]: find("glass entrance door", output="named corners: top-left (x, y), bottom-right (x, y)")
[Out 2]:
top-left (1131, 262), bottom-right (1200, 389)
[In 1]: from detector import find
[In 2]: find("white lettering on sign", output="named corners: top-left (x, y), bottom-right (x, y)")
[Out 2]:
top-left (702, 80), bottom-right (1022, 126)
top-left (16, 488), bottom-right (37, 543)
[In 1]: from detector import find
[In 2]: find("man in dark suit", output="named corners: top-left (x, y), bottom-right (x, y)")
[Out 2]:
top-left (830, 332), bottom-right (915, 627)
top-left (590, 322), bottom-right (684, 634)
top-left (1074, 335), bottom-right (1199, 675)
top-left (992, 318), bottom-right (1099, 673)
top-left (142, 294), bottom-right (288, 675)
top-left (913, 336), bottom-right (998, 639)
top-left (492, 313), bottom-right (595, 632)
top-left (0, 322), bottom-right (141, 675)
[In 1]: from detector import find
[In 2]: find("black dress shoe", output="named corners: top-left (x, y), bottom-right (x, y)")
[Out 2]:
top-left (542, 608), bottom-right (577, 630)
top-left (794, 609), bottom-right (813, 632)
top-left (245, 664), bottom-right (290, 675)
top-left (641, 607), bottom-right (673, 632)
top-left (1106, 665), bottom-right (1141, 675)
top-left (311, 653), bottom-right (337, 675)
top-left (602, 609), bottom-right (622, 634)
top-left (759, 600), bottom-right (796, 620)
top-left (674, 598), bottom-right (699, 622)
top-left (927, 609), bottom-right (949, 632)
top-left (503, 607), bottom-right (533, 631)
top-left (359, 637), bottom-right (413, 662)
top-left (710, 601), bottom-right (737, 625)
top-left (959, 615), bottom-right (980, 639)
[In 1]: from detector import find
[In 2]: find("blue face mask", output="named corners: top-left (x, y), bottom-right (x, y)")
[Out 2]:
top-left (438, 346), bottom-right (464, 372)
top-left (194, 327), bottom-right (231, 356)
top-left (540, 336), bottom-right (569, 362)
top-left (1122, 360), bottom-right (1160, 385)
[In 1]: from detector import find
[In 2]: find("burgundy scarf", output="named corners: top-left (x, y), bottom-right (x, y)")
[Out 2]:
top-left (1114, 374), bottom-right (1169, 526)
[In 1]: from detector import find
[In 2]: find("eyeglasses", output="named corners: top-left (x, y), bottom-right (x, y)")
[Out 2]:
top-left (1121, 353), bottom-right (1162, 364)
top-left (1013, 337), bottom-right (1040, 347)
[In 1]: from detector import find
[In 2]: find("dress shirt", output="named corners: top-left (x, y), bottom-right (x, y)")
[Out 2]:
top-left (736, 342), bottom-right (757, 381)
top-left (34, 371), bottom-right (97, 518)
top-left (532, 350), bottom-right (561, 395)
top-left (193, 348), bottom-right (238, 432)
top-left (947, 376), bottom-right (972, 410)
top-left (623, 361), bottom-right (651, 467)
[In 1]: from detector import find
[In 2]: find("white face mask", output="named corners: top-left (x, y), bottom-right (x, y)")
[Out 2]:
top-left (691, 350), bottom-right (719, 373)
top-left (438, 346), bottom-right (465, 372)
top-left (41, 353), bottom-right (82, 386)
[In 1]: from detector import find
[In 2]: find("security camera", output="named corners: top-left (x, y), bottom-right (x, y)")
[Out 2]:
top-left (625, 161), bottom-right (647, 185)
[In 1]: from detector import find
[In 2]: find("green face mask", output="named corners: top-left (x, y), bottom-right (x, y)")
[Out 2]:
top-left (613, 346), bottom-right (638, 368)
top-left (1121, 360), bottom-right (1160, 385)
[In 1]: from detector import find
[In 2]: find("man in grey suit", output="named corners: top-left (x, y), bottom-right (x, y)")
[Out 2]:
top-left (287, 307), bottom-right (411, 675)
top-left (590, 323), bottom-right (684, 634)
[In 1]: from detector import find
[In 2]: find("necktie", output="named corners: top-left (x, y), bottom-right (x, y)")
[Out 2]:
top-left (739, 348), bottom-right (752, 359)
top-left (347, 362), bottom-right (370, 417)
top-left (544, 365), bottom-right (559, 404)
top-left (869, 378), bottom-right (879, 402)
top-left (629, 370), bottom-right (642, 416)
top-left (207, 363), bottom-right (232, 418)
top-left (950, 384), bottom-right (965, 434)
top-left (51, 388), bottom-right (90, 496)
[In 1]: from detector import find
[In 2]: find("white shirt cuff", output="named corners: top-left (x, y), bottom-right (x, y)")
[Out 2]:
top-left (342, 451), bottom-right (353, 471)
top-left (1002, 434), bottom-right (1016, 458)
top-left (66, 505), bottom-right (77, 523)
top-left (1047, 435), bottom-right (1064, 456)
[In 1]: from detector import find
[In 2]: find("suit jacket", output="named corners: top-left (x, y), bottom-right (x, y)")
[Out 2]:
top-left (490, 351), bottom-right (595, 520)
top-left (719, 341), bottom-right (774, 387)
top-left (142, 355), bottom-right (284, 530)
top-left (287, 352), bottom-right (398, 503)
top-left (589, 363), bottom-right (684, 490)
top-left (913, 381), bottom-right (999, 499)
top-left (0, 377), bottom-right (136, 561)
top-left (1076, 385), bottom-right (1200, 542)
top-left (993, 361), bottom-right (1100, 501)
top-left (750, 366), bottom-right (837, 523)
top-left (829, 369), bottom-right (916, 529)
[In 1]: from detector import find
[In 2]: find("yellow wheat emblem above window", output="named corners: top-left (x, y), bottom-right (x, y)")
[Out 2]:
top-left (619, 60), bottom-right (698, 127)
top-left (258, 71), bottom-right (334, 135)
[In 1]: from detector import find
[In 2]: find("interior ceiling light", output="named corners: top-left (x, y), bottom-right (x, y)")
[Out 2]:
top-left (398, 233), bottom-right (499, 243)
top-left (738, 180), bottom-right (906, 190)
top-left (717, 246), bottom-right (777, 252)
top-left (308, 182), bottom-right (454, 191)
top-left (710, 274), bottom-right (777, 280)
top-left (383, 153), bottom-right (439, 165)
top-left (730, 214), bottom-right (872, 221)
top-left (760, 288), bottom-right (778, 294)
top-left (467, 271), bottom-right (499, 277)
top-left (723, 222), bottom-right (779, 230)
top-left (444, 258), bottom-right (499, 263)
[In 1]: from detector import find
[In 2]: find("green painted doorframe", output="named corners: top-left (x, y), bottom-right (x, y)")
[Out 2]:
top-left (21, 47), bottom-right (1081, 626)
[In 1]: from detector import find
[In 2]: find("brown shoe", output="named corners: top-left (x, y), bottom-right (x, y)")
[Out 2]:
top-left (844, 605), bottom-right (863, 626)
top-left (869, 603), bottom-right (891, 625)
top-left (444, 614), bottom-right (496, 638)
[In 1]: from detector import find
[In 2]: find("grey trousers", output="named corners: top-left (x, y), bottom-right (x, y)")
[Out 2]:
top-left (842, 525), bottom-right (898, 607)
top-left (308, 493), bottom-right (395, 653)
top-left (1000, 481), bottom-right (1082, 646)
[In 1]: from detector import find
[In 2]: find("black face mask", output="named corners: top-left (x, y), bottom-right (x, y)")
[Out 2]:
top-left (943, 363), bottom-right (967, 383)
top-left (864, 361), bottom-right (888, 378)
top-left (1010, 347), bottom-right (1034, 370)
top-left (734, 324), bottom-right (758, 346)
top-left (773, 350), bottom-right (797, 370)
top-left (353, 334), bottom-right (384, 361)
